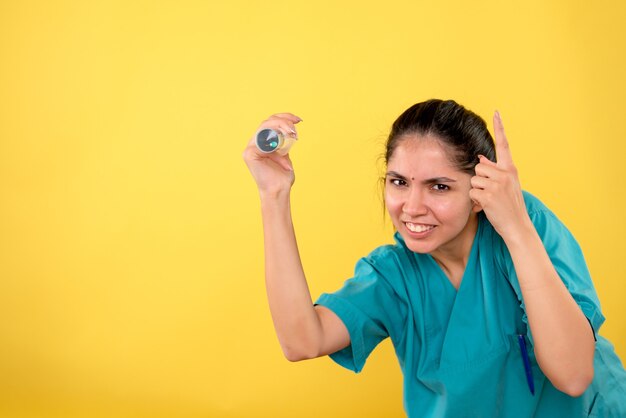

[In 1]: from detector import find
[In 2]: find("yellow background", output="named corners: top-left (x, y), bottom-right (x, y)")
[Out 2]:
top-left (1, 1), bottom-right (624, 417)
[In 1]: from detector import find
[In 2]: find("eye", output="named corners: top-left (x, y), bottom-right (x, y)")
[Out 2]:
top-left (387, 177), bottom-right (407, 187)
top-left (431, 184), bottom-right (450, 192)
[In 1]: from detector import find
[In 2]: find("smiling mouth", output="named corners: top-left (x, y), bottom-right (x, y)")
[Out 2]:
top-left (405, 222), bottom-right (436, 233)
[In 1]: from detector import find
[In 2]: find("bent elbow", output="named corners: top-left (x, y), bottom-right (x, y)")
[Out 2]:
top-left (283, 350), bottom-right (308, 362)
top-left (553, 368), bottom-right (594, 397)
top-left (284, 353), bottom-right (308, 362)
top-left (559, 378), bottom-right (593, 398)
top-left (281, 343), bottom-right (319, 363)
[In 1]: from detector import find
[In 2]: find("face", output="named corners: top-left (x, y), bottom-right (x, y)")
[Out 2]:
top-left (384, 135), bottom-right (480, 258)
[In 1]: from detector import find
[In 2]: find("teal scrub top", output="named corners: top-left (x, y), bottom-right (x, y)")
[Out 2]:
top-left (315, 191), bottom-right (626, 418)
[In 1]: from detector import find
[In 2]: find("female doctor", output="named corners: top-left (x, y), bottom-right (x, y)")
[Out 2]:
top-left (242, 99), bottom-right (626, 417)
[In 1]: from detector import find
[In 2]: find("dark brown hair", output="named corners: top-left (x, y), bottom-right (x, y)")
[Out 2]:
top-left (385, 99), bottom-right (496, 174)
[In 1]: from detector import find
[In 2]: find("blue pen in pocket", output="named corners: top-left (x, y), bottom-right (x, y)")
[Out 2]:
top-left (518, 334), bottom-right (535, 395)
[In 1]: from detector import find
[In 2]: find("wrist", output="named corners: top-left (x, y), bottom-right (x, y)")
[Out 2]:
top-left (259, 187), bottom-right (291, 202)
top-left (259, 189), bottom-right (292, 218)
top-left (259, 188), bottom-right (294, 231)
top-left (500, 216), bottom-right (537, 248)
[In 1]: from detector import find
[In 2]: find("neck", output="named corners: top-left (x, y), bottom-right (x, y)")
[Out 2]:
top-left (430, 213), bottom-right (479, 286)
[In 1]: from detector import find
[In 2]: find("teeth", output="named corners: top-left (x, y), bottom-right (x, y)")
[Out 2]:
top-left (406, 223), bottom-right (435, 233)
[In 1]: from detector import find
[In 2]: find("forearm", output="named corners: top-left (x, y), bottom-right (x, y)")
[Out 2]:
top-left (504, 220), bottom-right (595, 396)
top-left (260, 190), bottom-right (323, 361)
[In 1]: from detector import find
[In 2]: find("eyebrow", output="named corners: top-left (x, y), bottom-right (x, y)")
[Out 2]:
top-left (385, 171), bottom-right (457, 184)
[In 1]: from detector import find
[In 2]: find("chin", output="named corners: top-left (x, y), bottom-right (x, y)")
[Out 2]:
top-left (401, 236), bottom-right (438, 254)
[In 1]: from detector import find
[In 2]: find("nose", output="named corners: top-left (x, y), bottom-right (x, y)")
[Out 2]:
top-left (403, 187), bottom-right (428, 217)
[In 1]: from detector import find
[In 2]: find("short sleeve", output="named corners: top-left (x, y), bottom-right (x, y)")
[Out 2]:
top-left (315, 255), bottom-right (403, 373)
top-left (500, 193), bottom-right (605, 344)
top-left (529, 208), bottom-right (605, 334)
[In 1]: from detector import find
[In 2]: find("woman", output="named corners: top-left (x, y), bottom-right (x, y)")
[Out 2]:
top-left (242, 99), bottom-right (626, 417)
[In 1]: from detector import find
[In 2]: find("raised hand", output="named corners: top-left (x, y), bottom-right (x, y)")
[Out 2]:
top-left (469, 111), bottom-right (531, 240)
top-left (243, 113), bottom-right (302, 196)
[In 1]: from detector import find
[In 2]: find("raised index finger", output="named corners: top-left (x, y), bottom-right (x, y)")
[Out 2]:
top-left (493, 110), bottom-right (514, 167)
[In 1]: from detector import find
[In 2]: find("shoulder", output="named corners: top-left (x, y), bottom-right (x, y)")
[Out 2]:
top-left (521, 190), bottom-right (551, 215)
top-left (483, 191), bottom-right (569, 272)
top-left (361, 233), bottom-right (414, 270)
top-left (352, 233), bottom-right (420, 292)
top-left (521, 190), bottom-right (571, 235)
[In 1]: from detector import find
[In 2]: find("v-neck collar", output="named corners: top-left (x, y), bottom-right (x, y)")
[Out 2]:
top-left (425, 215), bottom-right (483, 294)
